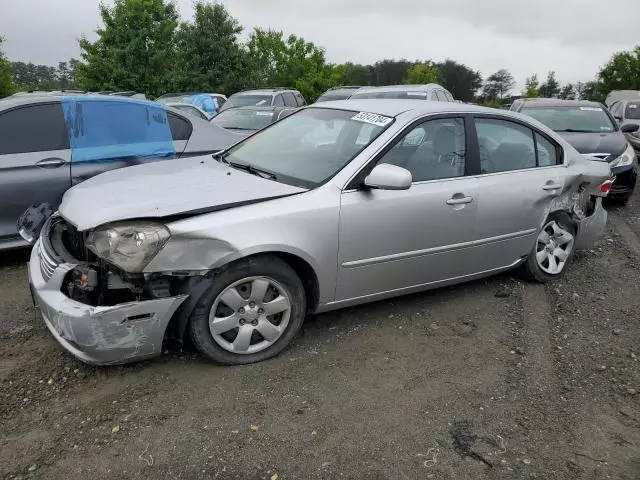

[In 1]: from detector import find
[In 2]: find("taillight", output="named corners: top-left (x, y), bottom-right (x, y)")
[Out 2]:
top-left (600, 180), bottom-right (614, 195)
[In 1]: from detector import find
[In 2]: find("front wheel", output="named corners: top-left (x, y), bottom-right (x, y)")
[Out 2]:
top-left (189, 256), bottom-right (306, 365)
top-left (522, 214), bottom-right (576, 283)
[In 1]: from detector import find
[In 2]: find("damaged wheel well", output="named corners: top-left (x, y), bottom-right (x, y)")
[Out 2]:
top-left (165, 252), bottom-right (320, 345)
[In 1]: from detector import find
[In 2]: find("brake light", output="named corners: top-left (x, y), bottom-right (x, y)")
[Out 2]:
top-left (600, 180), bottom-right (614, 194)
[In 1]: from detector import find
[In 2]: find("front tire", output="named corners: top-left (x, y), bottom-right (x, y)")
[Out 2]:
top-left (522, 214), bottom-right (576, 283)
top-left (189, 256), bottom-right (306, 365)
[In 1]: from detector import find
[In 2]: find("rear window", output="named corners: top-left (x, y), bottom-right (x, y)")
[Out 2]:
top-left (351, 90), bottom-right (429, 100)
top-left (211, 109), bottom-right (276, 131)
top-left (625, 102), bottom-right (640, 120)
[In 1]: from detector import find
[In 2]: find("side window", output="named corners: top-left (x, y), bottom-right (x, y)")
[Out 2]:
top-left (294, 92), bottom-right (306, 106)
top-left (273, 94), bottom-right (285, 107)
top-left (283, 92), bottom-right (297, 107)
top-left (0, 103), bottom-right (69, 154)
top-left (444, 91), bottom-right (454, 102)
top-left (435, 90), bottom-right (447, 101)
top-left (429, 91), bottom-right (439, 101)
top-left (535, 133), bottom-right (559, 167)
top-left (378, 117), bottom-right (466, 182)
top-left (167, 112), bottom-right (192, 140)
top-left (475, 118), bottom-right (536, 173)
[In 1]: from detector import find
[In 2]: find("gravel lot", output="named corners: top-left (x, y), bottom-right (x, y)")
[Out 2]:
top-left (1, 194), bottom-right (640, 479)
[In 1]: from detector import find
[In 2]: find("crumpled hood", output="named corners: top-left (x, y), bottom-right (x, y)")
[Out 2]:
top-left (558, 131), bottom-right (627, 159)
top-left (59, 156), bottom-right (307, 231)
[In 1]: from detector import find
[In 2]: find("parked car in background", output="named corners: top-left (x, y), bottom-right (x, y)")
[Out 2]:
top-left (349, 84), bottom-right (455, 102)
top-left (608, 99), bottom-right (640, 152)
top-left (23, 100), bottom-right (611, 366)
top-left (605, 90), bottom-right (640, 108)
top-left (156, 92), bottom-right (227, 115)
top-left (315, 86), bottom-right (363, 102)
top-left (220, 88), bottom-right (306, 112)
top-left (210, 105), bottom-right (296, 135)
top-left (166, 102), bottom-right (212, 121)
top-left (512, 98), bottom-right (638, 204)
top-left (0, 94), bottom-right (242, 250)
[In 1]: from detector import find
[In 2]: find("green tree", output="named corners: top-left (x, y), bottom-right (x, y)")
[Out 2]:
top-left (523, 74), bottom-right (539, 98)
top-left (581, 80), bottom-right (605, 103)
top-left (175, 2), bottom-right (246, 94)
top-left (539, 71), bottom-right (560, 98)
top-left (598, 46), bottom-right (640, 92)
top-left (246, 28), bottom-right (331, 101)
top-left (404, 62), bottom-right (440, 85)
top-left (76, 0), bottom-right (179, 97)
top-left (558, 83), bottom-right (575, 100)
top-left (0, 37), bottom-right (15, 97)
top-left (333, 62), bottom-right (373, 86)
top-left (435, 59), bottom-right (482, 102)
top-left (483, 69), bottom-right (515, 100)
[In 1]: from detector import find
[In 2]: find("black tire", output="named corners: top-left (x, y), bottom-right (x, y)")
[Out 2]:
top-left (521, 212), bottom-right (577, 283)
top-left (189, 255), bottom-right (306, 365)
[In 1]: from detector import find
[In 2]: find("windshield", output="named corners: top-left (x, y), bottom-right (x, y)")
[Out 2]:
top-left (222, 108), bottom-right (393, 188)
top-left (222, 95), bottom-right (272, 110)
top-left (316, 90), bottom-right (356, 102)
top-left (212, 109), bottom-right (276, 130)
top-left (350, 90), bottom-right (429, 100)
top-left (521, 106), bottom-right (616, 133)
top-left (625, 102), bottom-right (640, 120)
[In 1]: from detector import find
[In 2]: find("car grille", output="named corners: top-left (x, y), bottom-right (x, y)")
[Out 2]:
top-left (38, 222), bottom-right (60, 282)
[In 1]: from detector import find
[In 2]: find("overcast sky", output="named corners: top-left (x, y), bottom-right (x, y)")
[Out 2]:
top-left (2, 0), bottom-right (638, 90)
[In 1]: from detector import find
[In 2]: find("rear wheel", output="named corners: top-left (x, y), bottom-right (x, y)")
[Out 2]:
top-left (189, 256), bottom-right (306, 365)
top-left (522, 214), bottom-right (576, 283)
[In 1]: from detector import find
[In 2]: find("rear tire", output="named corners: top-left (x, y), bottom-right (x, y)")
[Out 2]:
top-left (522, 213), bottom-right (576, 283)
top-left (189, 256), bottom-right (306, 365)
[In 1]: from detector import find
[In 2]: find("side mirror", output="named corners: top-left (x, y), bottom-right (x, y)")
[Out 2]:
top-left (364, 164), bottom-right (412, 190)
top-left (621, 123), bottom-right (639, 133)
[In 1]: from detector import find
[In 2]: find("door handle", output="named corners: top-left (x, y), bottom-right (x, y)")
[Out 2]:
top-left (36, 157), bottom-right (66, 168)
top-left (542, 183), bottom-right (562, 191)
top-left (446, 196), bottom-right (473, 205)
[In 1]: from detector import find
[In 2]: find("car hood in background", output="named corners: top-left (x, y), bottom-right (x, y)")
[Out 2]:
top-left (558, 131), bottom-right (627, 159)
top-left (59, 156), bottom-right (307, 231)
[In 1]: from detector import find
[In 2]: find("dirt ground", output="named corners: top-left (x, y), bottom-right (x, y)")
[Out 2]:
top-left (1, 195), bottom-right (640, 480)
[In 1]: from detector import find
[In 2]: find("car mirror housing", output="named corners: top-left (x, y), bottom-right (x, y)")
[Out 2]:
top-left (364, 164), bottom-right (412, 190)
top-left (621, 123), bottom-right (639, 133)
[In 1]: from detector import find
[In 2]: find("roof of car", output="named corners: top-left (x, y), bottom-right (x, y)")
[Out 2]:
top-left (0, 93), bottom-right (162, 110)
top-left (516, 98), bottom-right (604, 108)
top-left (217, 105), bottom-right (285, 113)
top-left (309, 99), bottom-right (513, 118)
top-left (233, 89), bottom-right (296, 96)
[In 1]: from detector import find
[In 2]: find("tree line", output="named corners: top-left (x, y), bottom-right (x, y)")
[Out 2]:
top-left (1, 0), bottom-right (640, 104)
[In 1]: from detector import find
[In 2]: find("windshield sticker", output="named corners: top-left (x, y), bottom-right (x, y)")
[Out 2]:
top-left (407, 91), bottom-right (428, 97)
top-left (352, 111), bottom-right (393, 127)
top-left (629, 104), bottom-right (638, 109)
top-left (255, 111), bottom-right (273, 116)
top-left (256, 100), bottom-right (267, 105)
top-left (579, 107), bottom-right (602, 112)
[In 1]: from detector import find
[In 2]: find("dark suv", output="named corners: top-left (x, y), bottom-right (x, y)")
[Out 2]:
top-left (512, 98), bottom-right (639, 204)
top-left (220, 88), bottom-right (306, 112)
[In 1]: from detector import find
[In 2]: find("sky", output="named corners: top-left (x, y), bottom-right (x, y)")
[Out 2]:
top-left (1, 0), bottom-right (638, 90)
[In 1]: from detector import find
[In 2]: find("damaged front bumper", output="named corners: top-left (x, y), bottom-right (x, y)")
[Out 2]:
top-left (28, 241), bottom-right (188, 365)
top-left (574, 196), bottom-right (607, 250)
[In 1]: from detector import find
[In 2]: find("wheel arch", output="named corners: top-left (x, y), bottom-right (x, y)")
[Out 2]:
top-left (165, 250), bottom-right (321, 346)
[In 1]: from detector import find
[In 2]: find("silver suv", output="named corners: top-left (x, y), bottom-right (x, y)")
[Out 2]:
top-left (349, 84), bottom-right (455, 102)
top-left (220, 88), bottom-right (306, 112)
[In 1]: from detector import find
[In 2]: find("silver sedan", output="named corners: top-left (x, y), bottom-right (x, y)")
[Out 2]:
top-left (24, 100), bottom-right (612, 366)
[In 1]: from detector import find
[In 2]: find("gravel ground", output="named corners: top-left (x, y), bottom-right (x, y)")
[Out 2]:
top-left (1, 195), bottom-right (640, 479)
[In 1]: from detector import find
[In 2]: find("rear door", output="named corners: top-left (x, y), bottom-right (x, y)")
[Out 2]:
top-left (469, 115), bottom-right (565, 271)
top-left (0, 102), bottom-right (71, 244)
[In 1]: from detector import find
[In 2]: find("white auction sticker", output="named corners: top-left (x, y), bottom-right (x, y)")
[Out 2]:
top-left (255, 111), bottom-right (273, 116)
top-left (579, 107), bottom-right (602, 111)
top-left (407, 91), bottom-right (428, 97)
top-left (352, 111), bottom-right (393, 127)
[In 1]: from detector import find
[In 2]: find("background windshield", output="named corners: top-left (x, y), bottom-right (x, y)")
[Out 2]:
top-left (521, 106), bottom-right (615, 133)
top-left (223, 95), bottom-right (272, 109)
top-left (625, 102), bottom-right (640, 120)
top-left (212, 109), bottom-right (276, 130)
top-left (351, 91), bottom-right (428, 100)
top-left (225, 108), bottom-right (393, 188)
